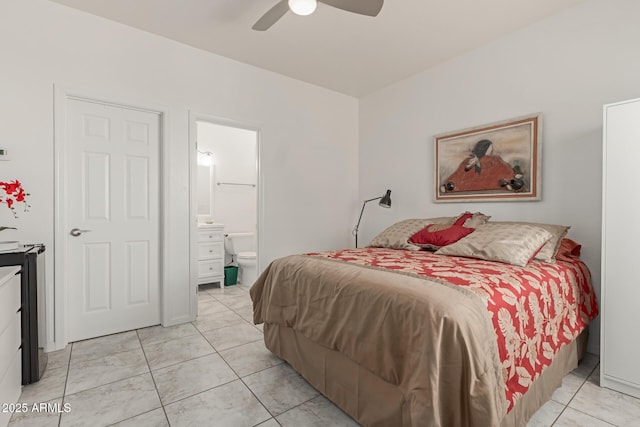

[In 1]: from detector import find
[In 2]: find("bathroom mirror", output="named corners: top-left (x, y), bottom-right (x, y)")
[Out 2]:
top-left (197, 164), bottom-right (214, 218)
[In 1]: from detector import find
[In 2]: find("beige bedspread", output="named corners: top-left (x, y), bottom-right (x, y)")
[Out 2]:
top-left (251, 254), bottom-right (508, 426)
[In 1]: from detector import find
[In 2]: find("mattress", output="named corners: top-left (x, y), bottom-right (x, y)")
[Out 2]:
top-left (250, 248), bottom-right (598, 426)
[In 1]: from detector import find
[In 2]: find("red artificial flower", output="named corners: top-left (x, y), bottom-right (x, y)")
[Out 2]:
top-left (1, 180), bottom-right (20, 194)
top-left (0, 180), bottom-right (30, 218)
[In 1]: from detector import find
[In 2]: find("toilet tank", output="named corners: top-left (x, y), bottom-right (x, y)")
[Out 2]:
top-left (224, 232), bottom-right (255, 254)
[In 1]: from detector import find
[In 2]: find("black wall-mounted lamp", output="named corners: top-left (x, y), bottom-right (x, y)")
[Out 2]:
top-left (353, 189), bottom-right (391, 248)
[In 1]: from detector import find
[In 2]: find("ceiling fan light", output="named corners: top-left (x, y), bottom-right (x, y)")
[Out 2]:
top-left (288, 0), bottom-right (317, 16)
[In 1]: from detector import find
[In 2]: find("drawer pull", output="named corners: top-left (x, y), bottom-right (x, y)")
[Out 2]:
top-left (209, 250), bottom-right (213, 253)
top-left (209, 267), bottom-right (213, 270)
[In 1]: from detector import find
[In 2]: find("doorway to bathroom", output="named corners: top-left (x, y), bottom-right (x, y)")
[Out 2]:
top-left (189, 113), bottom-right (260, 308)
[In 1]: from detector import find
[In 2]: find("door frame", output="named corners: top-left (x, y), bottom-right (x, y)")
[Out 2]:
top-left (53, 86), bottom-right (169, 351)
top-left (188, 112), bottom-right (263, 314)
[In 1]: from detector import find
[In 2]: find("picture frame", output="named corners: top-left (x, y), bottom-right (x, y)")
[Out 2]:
top-left (434, 113), bottom-right (541, 202)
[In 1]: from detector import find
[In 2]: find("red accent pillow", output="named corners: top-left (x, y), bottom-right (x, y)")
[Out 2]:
top-left (408, 224), bottom-right (475, 250)
top-left (556, 238), bottom-right (582, 262)
top-left (453, 213), bottom-right (473, 226)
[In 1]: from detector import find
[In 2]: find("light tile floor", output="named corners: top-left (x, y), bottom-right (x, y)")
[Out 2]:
top-left (8, 283), bottom-right (640, 427)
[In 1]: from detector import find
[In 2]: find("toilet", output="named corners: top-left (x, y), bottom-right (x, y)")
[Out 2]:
top-left (224, 232), bottom-right (257, 285)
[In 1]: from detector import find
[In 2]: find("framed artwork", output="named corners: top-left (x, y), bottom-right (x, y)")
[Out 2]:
top-left (434, 113), bottom-right (541, 202)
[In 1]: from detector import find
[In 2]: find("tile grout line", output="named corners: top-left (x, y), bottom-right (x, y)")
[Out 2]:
top-left (66, 340), bottom-right (142, 365)
top-left (550, 369), bottom-right (586, 426)
top-left (57, 342), bottom-right (74, 427)
top-left (208, 284), bottom-right (299, 425)
top-left (562, 360), bottom-right (599, 408)
top-left (553, 406), bottom-right (617, 427)
top-left (31, 331), bottom-right (320, 422)
top-left (61, 334), bottom-right (163, 426)
top-left (135, 328), bottom-right (171, 427)
top-left (550, 403), bottom-right (569, 426)
top-left (551, 361), bottom-right (606, 426)
top-left (104, 408), bottom-right (165, 427)
top-left (204, 290), bottom-right (319, 426)
top-left (200, 332), bottom-right (263, 354)
top-left (140, 330), bottom-right (203, 351)
top-left (148, 349), bottom-right (221, 374)
top-left (560, 364), bottom-right (618, 427)
top-left (139, 331), bottom-right (218, 372)
top-left (157, 377), bottom-right (240, 408)
top-left (144, 325), bottom-right (259, 411)
top-left (61, 343), bottom-right (149, 394)
top-left (191, 310), bottom-right (280, 424)
top-left (210, 289), bottom-right (258, 326)
top-left (45, 286), bottom-right (292, 427)
top-left (60, 372), bottom-right (153, 408)
top-left (237, 374), bottom-right (277, 422)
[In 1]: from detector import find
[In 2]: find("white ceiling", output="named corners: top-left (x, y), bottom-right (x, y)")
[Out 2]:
top-left (49, 0), bottom-right (584, 97)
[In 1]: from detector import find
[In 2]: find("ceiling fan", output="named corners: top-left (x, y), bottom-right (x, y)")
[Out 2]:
top-left (252, 0), bottom-right (384, 31)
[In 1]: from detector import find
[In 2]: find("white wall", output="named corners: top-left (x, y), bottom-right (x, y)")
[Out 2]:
top-left (197, 122), bottom-right (257, 235)
top-left (0, 0), bottom-right (358, 348)
top-left (359, 0), bottom-right (640, 354)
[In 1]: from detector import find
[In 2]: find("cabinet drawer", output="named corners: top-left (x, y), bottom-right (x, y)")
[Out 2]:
top-left (198, 259), bottom-right (223, 278)
top-left (0, 349), bottom-right (22, 427)
top-left (0, 273), bottom-right (20, 336)
top-left (0, 313), bottom-right (21, 381)
top-left (198, 230), bottom-right (222, 243)
top-left (198, 242), bottom-right (223, 260)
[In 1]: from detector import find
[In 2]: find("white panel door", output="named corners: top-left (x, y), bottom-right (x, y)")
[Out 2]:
top-left (66, 98), bottom-right (160, 342)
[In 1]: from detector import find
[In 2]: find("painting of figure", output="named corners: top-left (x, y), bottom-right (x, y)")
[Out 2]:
top-left (435, 114), bottom-right (541, 202)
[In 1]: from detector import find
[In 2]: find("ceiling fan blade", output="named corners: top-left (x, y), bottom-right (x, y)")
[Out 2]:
top-left (318, 0), bottom-right (384, 16)
top-left (252, 0), bottom-right (290, 31)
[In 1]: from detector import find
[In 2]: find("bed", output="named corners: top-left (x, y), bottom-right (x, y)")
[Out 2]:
top-left (250, 215), bottom-right (598, 427)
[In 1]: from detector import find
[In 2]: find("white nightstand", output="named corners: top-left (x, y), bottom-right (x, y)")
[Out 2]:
top-left (197, 223), bottom-right (225, 288)
top-left (0, 265), bottom-right (21, 427)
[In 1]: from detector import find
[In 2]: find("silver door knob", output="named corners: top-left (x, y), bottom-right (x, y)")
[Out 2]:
top-left (70, 228), bottom-right (91, 237)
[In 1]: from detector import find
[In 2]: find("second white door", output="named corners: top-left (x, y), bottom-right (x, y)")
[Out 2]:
top-left (66, 98), bottom-right (160, 342)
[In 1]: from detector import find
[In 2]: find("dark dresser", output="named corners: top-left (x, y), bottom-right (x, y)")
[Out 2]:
top-left (0, 244), bottom-right (47, 384)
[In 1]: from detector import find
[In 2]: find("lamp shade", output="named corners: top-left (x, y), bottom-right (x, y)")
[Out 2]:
top-left (288, 0), bottom-right (317, 15)
top-left (379, 190), bottom-right (392, 208)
